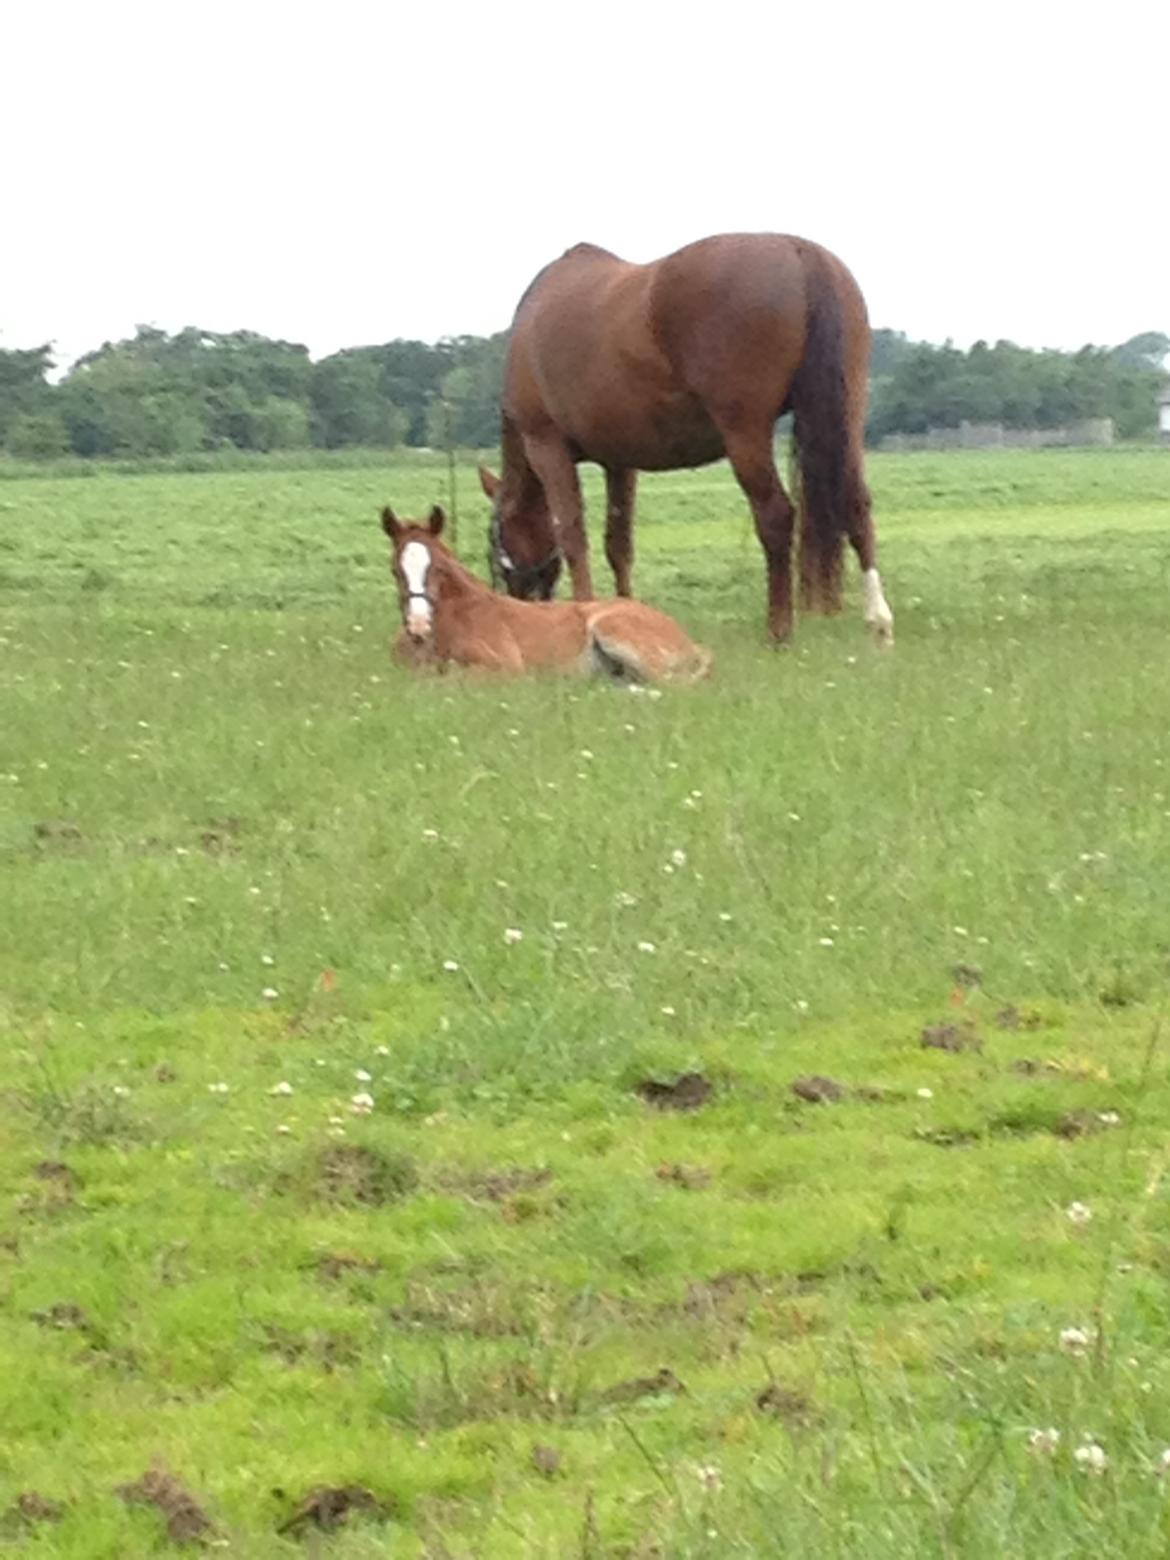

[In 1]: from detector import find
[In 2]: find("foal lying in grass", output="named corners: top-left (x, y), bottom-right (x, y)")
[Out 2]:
top-left (382, 506), bottom-right (711, 683)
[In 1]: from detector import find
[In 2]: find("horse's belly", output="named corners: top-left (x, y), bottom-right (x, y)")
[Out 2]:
top-left (569, 398), bottom-right (725, 472)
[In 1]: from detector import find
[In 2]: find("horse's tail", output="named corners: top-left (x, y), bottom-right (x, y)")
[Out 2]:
top-left (788, 244), bottom-right (870, 614)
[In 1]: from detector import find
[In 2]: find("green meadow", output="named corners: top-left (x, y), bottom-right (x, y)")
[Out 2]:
top-left (2, 447), bottom-right (1170, 1555)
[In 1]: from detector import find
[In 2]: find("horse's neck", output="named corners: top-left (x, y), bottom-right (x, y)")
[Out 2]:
top-left (499, 415), bottom-right (541, 508)
top-left (435, 552), bottom-right (490, 609)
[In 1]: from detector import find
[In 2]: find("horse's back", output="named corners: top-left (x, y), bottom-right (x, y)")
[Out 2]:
top-left (504, 233), bottom-right (867, 464)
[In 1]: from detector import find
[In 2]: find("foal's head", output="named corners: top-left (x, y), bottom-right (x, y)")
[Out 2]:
top-left (478, 464), bottom-right (562, 602)
top-left (380, 504), bottom-right (450, 649)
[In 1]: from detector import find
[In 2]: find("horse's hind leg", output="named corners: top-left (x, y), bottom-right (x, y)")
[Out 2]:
top-left (717, 422), bottom-right (796, 642)
top-left (845, 490), bottom-right (894, 647)
top-left (604, 467), bottom-right (637, 597)
top-left (522, 433), bottom-right (593, 601)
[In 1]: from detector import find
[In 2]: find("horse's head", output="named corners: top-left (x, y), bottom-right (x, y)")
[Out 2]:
top-left (380, 503), bottom-right (448, 649)
top-left (478, 464), bottom-right (562, 601)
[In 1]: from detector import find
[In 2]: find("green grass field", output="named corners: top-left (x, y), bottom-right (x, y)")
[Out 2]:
top-left (2, 447), bottom-right (1170, 1556)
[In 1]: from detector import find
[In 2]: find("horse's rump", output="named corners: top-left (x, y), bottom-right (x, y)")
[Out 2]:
top-left (584, 600), bottom-right (711, 684)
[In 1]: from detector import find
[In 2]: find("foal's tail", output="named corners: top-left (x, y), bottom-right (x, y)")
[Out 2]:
top-left (788, 244), bottom-right (871, 614)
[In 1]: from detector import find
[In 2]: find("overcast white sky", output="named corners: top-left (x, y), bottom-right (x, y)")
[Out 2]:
top-left (3, 0), bottom-right (1165, 369)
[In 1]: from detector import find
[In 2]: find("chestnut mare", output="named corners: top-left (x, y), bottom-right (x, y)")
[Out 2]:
top-left (479, 232), bottom-right (893, 645)
top-left (382, 506), bottom-right (711, 683)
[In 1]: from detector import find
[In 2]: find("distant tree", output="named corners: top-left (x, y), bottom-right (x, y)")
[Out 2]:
top-left (6, 409), bottom-right (69, 459)
top-left (1111, 331), bottom-right (1169, 369)
top-left (309, 352), bottom-right (408, 447)
top-left (252, 396), bottom-right (310, 451)
top-left (0, 344), bottom-right (53, 444)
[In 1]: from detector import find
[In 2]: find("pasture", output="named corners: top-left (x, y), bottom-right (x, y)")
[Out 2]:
top-left (2, 447), bottom-right (1170, 1555)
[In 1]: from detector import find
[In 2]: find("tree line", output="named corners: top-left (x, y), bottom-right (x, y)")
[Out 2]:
top-left (0, 322), bottom-right (1165, 461)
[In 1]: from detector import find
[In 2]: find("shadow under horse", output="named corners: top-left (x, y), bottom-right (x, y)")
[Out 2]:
top-left (479, 232), bottom-right (893, 646)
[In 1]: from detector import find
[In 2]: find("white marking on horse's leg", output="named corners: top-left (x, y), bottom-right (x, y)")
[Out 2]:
top-left (862, 567), bottom-right (894, 646)
top-left (401, 540), bottom-right (433, 639)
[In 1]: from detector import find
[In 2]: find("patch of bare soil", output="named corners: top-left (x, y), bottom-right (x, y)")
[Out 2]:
top-left (3, 1491), bottom-right (66, 1533)
top-left (30, 1301), bottom-right (92, 1332)
top-left (790, 1075), bottom-right (846, 1104)
top-left (914, 1125), bottom-right (981, 1149)
top-left (995, 1005), bottom-right (1044, 1031)
top-left (310, 1144), bottom-right (418, 1206)
top-left (19, 1160), bottom-right (81, 1218)
top-left (261, 1323), bottom-right (360, 1371)
top-left (200, 816), bottom-right (243, 855)
top-left (314, 1251), bottom-right (381, 1282)
top-left (635, 1072), bottom-right (713, 1111)
top-left (920, 1021), bottom-right (983, 1054)
top-left (276, 1485), bottom-right (394, 1536)
top-left (440, 1166), bottom-right (551, 1203)
top-left (530, 1444), bottom-right (562, 1478)
top-left (116, 1465), bottom-right (214, 1545)
top-left (680, 1271), bottom-right (775, 1319)
top-left (600, 1367), bottom-right (686, 1404)
top-left (655, 1162), bottom-right (712, 1190)
top-left (756, 1382), bottom-right (815, 1425)
top-left (32, 819), bottom-right (84, 850)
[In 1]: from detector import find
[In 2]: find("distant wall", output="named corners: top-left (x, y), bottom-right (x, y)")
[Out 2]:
top-left (878, 418), bottom-right (1115, 453)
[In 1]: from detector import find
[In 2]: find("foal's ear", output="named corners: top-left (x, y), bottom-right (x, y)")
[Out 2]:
top-left (426, 504), bottom-right (446, 537)
top-left (478, 464), bottom-right (501, 500)
top-left (380, 505), bottom-right (401, 541)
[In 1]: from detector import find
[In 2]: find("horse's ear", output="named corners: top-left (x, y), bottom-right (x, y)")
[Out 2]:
top-left (427, 504), bottom-right (446, 537)
top-left (380, 505), bottom-right (401, 541)
top-left (478, 464), bottom-right (501, 500)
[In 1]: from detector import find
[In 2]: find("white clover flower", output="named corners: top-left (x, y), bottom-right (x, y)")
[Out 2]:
top-left (261, 953), bottom-right (275, 966)
top-left (1066, 1201), bottom-right (1093, 1225)
top-left (503, 927), bottom-right (523, 945)
top-left (551, 920), bottom-right (568, 932)
top-left (354, 1068), bottom-right (372, 1083)
top-left (661, 1005), bottom-right (676, 1017)
top-left (1028, 1427), bottom-right (1060, 1455)
top-left (696, 1464), bottom-right (722, 1493)
top-left (208, 1082), bottom-right (229, 1095)
top-left (270, 1080), bottom-right (294, 1097)
top-left (1074, 1442), bottom-right (1107, 1474)
top-left (818, 936), bottom-right (835, 947)
top-left (112, 1084), bottom-right (131, 1098)
top-left (1154, 1448), bottom-right (1170, 1476)
top-left (637, 941), bottom-right (657, 954)
top-left (916, 1087), bottom-right (934, 1100)
top-left (671, 849), bottom-right (687, 867)
top-left (276, 1123), bottom-right (292, 1135)
top-left (351, 1091), bottom-right (374, 1116)
top-left (374, 1044), bottom-right (390, 1057)
top-left (261, 986), bottom-right (279, 1001)
top-left (1060, 1325), bottom-right (1093, 1355)
top-left (442, 959), bottom-right (459, 973)
top-left (1098, 1110), bottom-right (1121, 1126)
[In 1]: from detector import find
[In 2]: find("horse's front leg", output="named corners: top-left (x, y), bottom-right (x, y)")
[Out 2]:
top-left (604, 467), bottom-right (637, 597)
top-left (522, 434), bottom-right (593, 600)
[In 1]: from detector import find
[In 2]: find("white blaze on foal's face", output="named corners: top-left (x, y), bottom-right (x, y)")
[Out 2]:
top-left (400, 540), bottom-right (433, 640)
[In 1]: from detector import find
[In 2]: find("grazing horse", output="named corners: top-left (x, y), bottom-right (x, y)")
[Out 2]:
top-left (381, 505), bottom-right (711, 683)
top-left (479, 232), bottom-right (893, 645)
